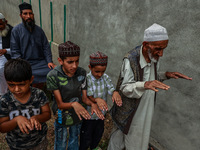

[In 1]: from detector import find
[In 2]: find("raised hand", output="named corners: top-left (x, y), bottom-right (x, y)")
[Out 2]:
top-left (71, 102), bottom-right (91, 120)
top-left (165, 72), bottom-right (192, 80)
top-left (112, 91), bottom-right (122, 107)
top-left (144, 80), bottom-right (170, 92)
top-left (91, 103), bottom-right (105, 120)
top-left (95, 98), bottom-right (108, 111)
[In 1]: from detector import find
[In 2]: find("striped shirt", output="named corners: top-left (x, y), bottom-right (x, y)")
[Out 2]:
top-left (87, 71), bottom-right (115, 119)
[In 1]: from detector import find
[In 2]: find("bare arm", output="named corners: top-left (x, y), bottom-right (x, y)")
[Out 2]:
top-left (88, 96), bottom-right (96, 103)
top-left (53, 90), bottom-right (91, 120)
top-left (82, 90), bottom-right (95, 106)
top-left (82, 90), bottom-right (105, 120)
top-left (0, 116), bottom-right (32, 134)
top-left (53, 90), bottom-right (74, 110)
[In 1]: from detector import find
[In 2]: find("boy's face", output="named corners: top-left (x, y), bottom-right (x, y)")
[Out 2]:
top-left (7, 76), bottom-right (34, 101)
top-left (89, 65), bottom-right (107, 79)
top-left (58, 56), bottom-right (79, 77)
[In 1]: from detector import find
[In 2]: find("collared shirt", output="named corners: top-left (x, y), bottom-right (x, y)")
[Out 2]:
top-left (87, 71), bottom-right (115, 119)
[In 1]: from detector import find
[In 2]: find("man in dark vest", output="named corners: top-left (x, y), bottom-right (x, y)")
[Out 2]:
top-left (108, 23), bottom-right (192, 150)
top-left (0, 13), bottom-right (12, 97)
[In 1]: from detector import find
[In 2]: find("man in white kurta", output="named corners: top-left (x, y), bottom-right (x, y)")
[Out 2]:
top-left (0, 13), bottom-right (12, 97)
top-left (108, 23), bottom-right (192, 150)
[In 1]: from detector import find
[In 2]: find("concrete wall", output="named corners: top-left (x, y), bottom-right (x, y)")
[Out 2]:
top-left (1, 0), bottom-right (200, 149)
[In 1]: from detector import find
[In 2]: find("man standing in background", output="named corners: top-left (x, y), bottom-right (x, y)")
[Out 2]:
top-left (10, 2), bottom-right (55, 89)
top-left (0, 13), bottom-right (12, 97)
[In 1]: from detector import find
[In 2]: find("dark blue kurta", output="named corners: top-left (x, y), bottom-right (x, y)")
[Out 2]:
top-left (10, 23), bottom-right (52, 83)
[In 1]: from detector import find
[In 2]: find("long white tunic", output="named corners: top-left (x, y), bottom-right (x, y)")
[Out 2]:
top-left (0, 35), bottom-right (10, 96)
top-left (108, 46), bottom-right (167, 150)
top-left (122, 46), bottom-right (166, 150)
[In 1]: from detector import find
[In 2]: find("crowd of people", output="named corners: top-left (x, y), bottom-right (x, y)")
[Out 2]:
top-left (0, 2), bottom-right (192, 150)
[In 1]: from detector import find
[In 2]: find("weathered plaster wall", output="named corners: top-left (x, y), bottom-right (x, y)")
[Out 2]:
top-left (1, 0), bottom-right (199, 149)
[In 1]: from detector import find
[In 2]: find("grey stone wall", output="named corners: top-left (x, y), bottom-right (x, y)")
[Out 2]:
top-left (1, 0), bottom-right (200, 149)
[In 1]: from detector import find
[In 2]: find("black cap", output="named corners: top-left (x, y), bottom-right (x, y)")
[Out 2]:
top-left (19, 2), bottom-right (32, 11)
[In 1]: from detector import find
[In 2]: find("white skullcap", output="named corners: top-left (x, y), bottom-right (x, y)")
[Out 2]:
top-left (144, 23), bottom-right (168, 42)
top-left (0, 13), bottom-right (5, 19)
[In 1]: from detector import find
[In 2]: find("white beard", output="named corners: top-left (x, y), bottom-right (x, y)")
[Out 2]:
top-left (148, 49), bottom-right (158, 63)
top-left (0, 25), bottom-right (9, 37)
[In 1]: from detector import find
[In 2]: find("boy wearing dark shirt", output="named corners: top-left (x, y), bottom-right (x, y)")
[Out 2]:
top-left (0, 59), bottom-right (51, 150)
top-left (46, 41), bottom-right (104, 150)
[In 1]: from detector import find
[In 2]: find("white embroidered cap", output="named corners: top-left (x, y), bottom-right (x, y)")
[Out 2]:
top-left (0, 13), bottom-right (5, 19)
top-left (144, 23), bottom-right (168, 42)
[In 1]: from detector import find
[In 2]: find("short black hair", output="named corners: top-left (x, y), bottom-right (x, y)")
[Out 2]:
top-left (90, 64), bottom-right (107, 68)
top-left (59, 56), bottom-right (80, 61)
top-left (59, 56), bottom-right (67, 61)
top-left (4, 59), bottom-right (32, 82)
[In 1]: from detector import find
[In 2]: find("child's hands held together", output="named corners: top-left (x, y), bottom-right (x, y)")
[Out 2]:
top-left (72, 102), bottom-right (91, 120)
top-left (30, 116), bottom-right (42, 131)
top-left (15, 116), bottom-right (33, 134)
top-left (95, 98), bottom-right (108, 111)
top-left (15, 116), bottom-right (43, 134)
top-left (112, 91), bottom-right (122, 107)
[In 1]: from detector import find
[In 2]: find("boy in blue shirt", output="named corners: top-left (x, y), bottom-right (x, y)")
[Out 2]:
top-left (79, 51), bottom-right (122, 150)
top-left (0, 58), bottom-right (51, 150)
top-left (46, 41), bottom-right (104, 150)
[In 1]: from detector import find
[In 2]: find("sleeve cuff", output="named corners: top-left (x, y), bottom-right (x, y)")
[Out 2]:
top-left (158, 72), bottom-right (168, 81)
top-left (6, 48), bottom-right (11, 54)
top-left (135, 81), bottom-right (145, 90)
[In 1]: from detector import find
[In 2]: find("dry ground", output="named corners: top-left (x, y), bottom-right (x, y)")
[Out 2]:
top-left (0, 113), bottom-right (113, 150)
